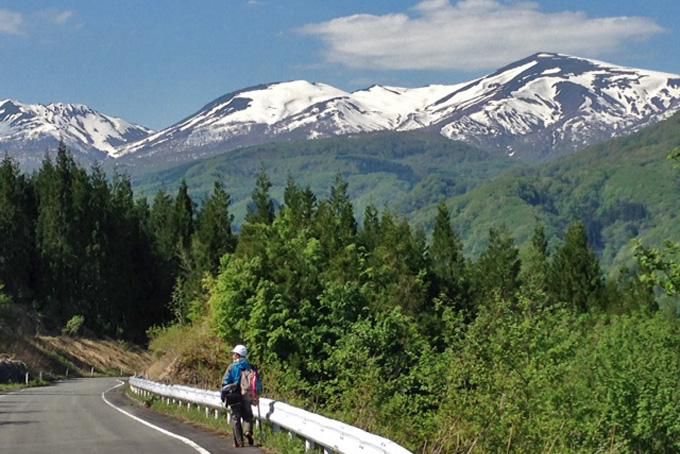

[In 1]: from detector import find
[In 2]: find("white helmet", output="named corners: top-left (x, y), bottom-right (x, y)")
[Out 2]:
top-left (232, 344), bottom-right (248, 358)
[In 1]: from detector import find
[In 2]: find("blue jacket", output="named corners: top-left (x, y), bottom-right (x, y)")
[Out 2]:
top-left (223, 358), bottom-right (262, 394)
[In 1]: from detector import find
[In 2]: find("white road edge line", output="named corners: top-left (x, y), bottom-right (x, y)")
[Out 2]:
top-left (101, 380), bottom-right (211, 454)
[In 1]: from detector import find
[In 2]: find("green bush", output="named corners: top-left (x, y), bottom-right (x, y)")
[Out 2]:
top-left (62, 315), bottom-right (85, 337)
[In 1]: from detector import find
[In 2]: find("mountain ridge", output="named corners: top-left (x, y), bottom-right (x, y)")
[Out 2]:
top-left (0, 99), bottom-right (152, 170)
top-left (3, 52), bottom-right (679, 169)
top-left (115, 52), bottom-right (680, 164)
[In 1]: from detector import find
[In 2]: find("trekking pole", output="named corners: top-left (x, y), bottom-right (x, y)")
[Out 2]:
top-left (257, 399), bottom-right (262, 439)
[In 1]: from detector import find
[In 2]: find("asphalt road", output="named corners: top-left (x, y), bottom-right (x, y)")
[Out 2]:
top-left (0, 377), bottom-right (260, 453)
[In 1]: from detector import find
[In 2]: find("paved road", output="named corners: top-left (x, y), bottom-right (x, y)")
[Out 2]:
top-left (0, 377), bottom-right (260, 453)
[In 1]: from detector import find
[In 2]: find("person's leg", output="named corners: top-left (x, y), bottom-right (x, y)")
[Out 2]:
top-left (230, 402), bottom-right (244, 447)
top-left (242, 398), bottom-right (255, 446)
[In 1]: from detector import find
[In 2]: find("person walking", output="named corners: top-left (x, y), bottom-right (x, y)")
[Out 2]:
top-left (222, 344), bottom-right (259, 447)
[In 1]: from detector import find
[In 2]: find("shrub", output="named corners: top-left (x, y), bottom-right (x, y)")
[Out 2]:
top-left (62, 315), bottom-right (85, 337)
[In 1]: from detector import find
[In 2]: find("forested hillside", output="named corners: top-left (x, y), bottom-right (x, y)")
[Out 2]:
top-left (424, 111), bottom-right (680, 268)
top-left (130, 112), bottom-right (680, 272)
top-left (129, 131), bottom-right (519, 223)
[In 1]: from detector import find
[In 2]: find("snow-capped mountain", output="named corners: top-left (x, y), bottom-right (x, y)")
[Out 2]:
top-left (416, 53), bottom-right (680, 157)
top-left (0, 100), bottom-right (151, 169)
top-left (117, 53), bottom-right (680, 163)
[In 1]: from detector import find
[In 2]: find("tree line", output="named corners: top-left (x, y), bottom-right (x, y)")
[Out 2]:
top-left (0, 144), bottom-right (234, 341)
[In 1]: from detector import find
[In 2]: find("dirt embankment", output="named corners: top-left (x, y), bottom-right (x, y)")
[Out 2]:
top-left (145, 322), bottom-right (228, 389)
top-left (0, 305), bottom-right (151, 381)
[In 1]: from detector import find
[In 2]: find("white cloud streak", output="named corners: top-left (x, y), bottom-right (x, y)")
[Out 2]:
top-left (0, 9), bottom-right (75, 36)
top-left (50, 10), bottom-right (74, 25)
top-left (0, 9), bottom-right (23, 35)
top-left (299, 0), bottom-right (664, 71)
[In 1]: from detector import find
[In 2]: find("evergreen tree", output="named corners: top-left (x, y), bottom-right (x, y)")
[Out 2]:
top-left (0, 156), bottom-right (35, 301)
top-left (237, 168), bottom-right (275, 260)
top-left (283, 177), bottom-right (316, 229)
top-left (476, 227), bottom-right (521, 302)
top-left (173, 180), bottom-right (194, 252)
top-left (316, 175), bottom-right (357, 256)
top-left (359, 204), bottom-right (380, 252)
top-left (34, 143), bottom-right (80, 322)
top-left (173, 181), bottom-right (236, 324)
top-left (520, 224), bottom-right (550, 301)
top-left (548, 221), bottom-right (604, 312)
top-left (150, 190), bottom-right (177, 262)
top-left (329, 174), bottom-right (357, 243)
top-left (430, 202), bottom-right (469, 308)
top-left (245, 167), bottom-right (274, 225)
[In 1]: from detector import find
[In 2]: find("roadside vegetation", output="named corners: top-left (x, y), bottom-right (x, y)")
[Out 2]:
top-left (125, 386), bottom-right (306, 454)
top-left (148, 164), bottom-right (680, 451)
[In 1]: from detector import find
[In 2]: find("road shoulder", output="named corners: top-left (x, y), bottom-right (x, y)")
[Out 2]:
top-left (106, 381), bottom-right (261, 454)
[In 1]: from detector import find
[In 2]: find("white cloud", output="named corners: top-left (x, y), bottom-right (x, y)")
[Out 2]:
top-left (0, 9), bottom-right (23, 35)
top-left (50, 10), bottom-right (74, 25)
top-left (0, 9), bottom-right (75, 37)
top-left (299, 0), bottom-right (664, 71)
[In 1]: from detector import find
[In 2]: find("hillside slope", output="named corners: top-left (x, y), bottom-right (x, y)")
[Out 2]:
top-left (131, 131), bottom-right (520, 223)
top-left (421, 111), bottom-right (680, 268)
top-left (0, 305), bottom-right (150, 380)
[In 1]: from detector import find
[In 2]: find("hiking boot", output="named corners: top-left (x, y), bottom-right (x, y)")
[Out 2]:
top-left (245, 432), bottom-right (254, 446)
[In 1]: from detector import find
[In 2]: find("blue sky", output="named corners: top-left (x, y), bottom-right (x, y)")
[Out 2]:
top-left (1, 0), bottom-right (679, 129)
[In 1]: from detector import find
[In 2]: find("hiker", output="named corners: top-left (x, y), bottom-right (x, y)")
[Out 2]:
top-left (221, 344), bottom-right (261, 448)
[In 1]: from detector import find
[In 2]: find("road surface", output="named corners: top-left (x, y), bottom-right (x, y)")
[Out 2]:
top-left (0, 377), bottom-right (260, 453)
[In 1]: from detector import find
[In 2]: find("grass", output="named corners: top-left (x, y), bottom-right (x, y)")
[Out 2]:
top-left (0, 379), bottom-right (49, 393)
top-left (125, 385), bottom-right (308, 454)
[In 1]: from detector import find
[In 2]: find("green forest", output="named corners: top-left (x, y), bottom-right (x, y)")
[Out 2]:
top-left (2, 139), bottom-right (680, 452)
top-left (132, 112), bottom-right (680, 273)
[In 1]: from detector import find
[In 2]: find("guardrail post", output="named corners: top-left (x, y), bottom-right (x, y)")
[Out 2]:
top-left (205, 407), bottom-right (209, 417)
top-left (323, 449), bottom-right (331, 454)
top-left (39, 371), bottom-right (43, 382)
top-left (305, 440), bottom-right (315, 451)
top-left (25, 372), bottom-right (29, 384)
top-left (214, 409), bottom-right (219, 419)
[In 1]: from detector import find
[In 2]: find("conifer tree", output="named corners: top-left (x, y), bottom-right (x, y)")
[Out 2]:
top-left (475, 226), bottom-right (521, 302)
top-left (245, 167), bottom-right (274, 225)
top-left (0, 156), bottom-right (34, 300)
top-left (193, 181), bottom-right (235, 275)
top-left (34, 143), bottom-right (80, 321)
top-left (520, 224), bottom-right (550, 301)
top-left (430, 202), bottom-right (468, 307)
top-left (359, 204), bottom-right (380, 252)
top-left (150, 190), bottom-right (177, 262)
top-left (283, 177), bottom-right (316, 229)
top-left (548, 221), bottom-right (604, 312)
top-left (173, 180), bottom-right (194, 252)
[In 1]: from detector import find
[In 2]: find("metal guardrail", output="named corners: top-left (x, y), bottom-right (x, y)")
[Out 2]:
top-left (128, 377), bottom-right (412, 454)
